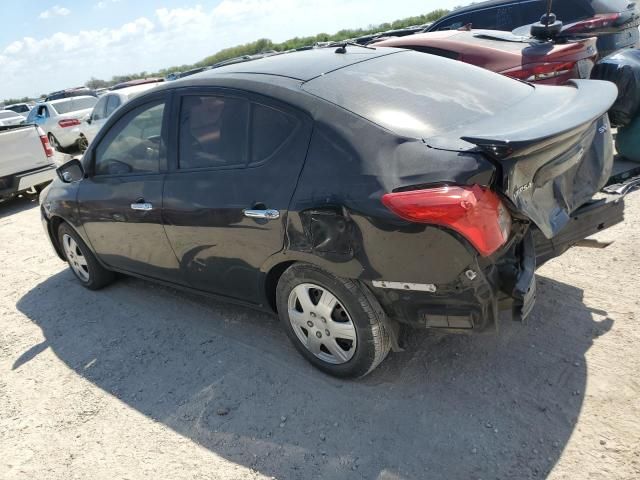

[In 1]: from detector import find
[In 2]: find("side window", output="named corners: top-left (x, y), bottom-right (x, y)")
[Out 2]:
top-left (249, 103), bottom-right (298, 165)
top-left (94, 101), bottom-right (165, 176)
top-left (91, 96), bottom-right (108, 121)
top-left (105, 95), bottom-right (121, 117)
top-left (37, 106), bottom-right (48, 117)
top-left (178, 95), bottom-right (249, 170)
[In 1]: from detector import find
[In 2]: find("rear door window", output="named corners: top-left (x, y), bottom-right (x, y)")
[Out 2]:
top-left (105, 95), bottom-right (121, 117)
top-left (178, 95), bottom-right (249, 170)
top-left (91, 96), bottom-right (108, 121)
top-left (249, 103), bottom-right (298, 165)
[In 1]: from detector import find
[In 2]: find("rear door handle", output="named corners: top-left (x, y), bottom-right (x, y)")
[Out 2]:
top-left (131, 202), bottom-right (153, 211)
top-left (243, 209), bottom-right (280, 220)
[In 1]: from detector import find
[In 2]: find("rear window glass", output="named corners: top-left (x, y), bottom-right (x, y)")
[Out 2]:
top-left (51, 97), bottom-right (98, 115)
top-left (7, 105), bottom-right (29, 113)
top-left (250, 103), bottom-right (297, 164)
top-left (303, 50), bottom-right (533, 139)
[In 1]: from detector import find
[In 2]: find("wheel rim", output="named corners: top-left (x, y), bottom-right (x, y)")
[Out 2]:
top-left (78, 135), bottom-right (88, 152)
top-left (287, 283), bottom-right (357, 365)
top-left (62, 234), bottom-right (90, 282)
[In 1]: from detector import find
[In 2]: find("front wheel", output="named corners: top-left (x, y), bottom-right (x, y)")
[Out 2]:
top-left (57, 223), bottom-right (115, 290)
top-left (276, 263), bottom-right (390, 378)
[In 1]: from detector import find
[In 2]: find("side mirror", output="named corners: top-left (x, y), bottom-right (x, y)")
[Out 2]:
top-left (57, 158), bottom-right (85, 183)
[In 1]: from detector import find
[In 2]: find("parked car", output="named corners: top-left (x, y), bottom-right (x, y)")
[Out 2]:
top-left (45, 87), bottom-right (97, 102)
top-left (40, 46), bottom-right (635, 377)
top-left (0, 123), bottom-right (55, 201)
top-left (165, 66), bottom-right (211, 81)
top-left (426, 0), bottom-right (640, 57)
top-left (73, 82), bottom-right (163, 151)
top-left (373, 29), bottom-right (598, 85)
top-left (4, 102), bottom-right (32, 117)
top-left (25, 96), bottom-right (98, 152)
top-left (0, 109), bottom-right (27, 126)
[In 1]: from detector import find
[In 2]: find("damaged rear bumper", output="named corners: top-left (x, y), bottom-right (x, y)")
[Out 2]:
top-left (369, 193), bottom-right (626, 333)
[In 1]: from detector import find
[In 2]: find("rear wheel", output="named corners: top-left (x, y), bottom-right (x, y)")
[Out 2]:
top-left (57, 223), bottom-right (115, 290)
top-left (77, 134), bottom-right (89, 153)
top-left (276, 263), bottom-right (390, 378)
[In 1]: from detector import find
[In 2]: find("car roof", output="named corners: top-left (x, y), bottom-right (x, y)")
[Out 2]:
top-left (108, 83), bottom-right (161, 98)
top-left (49, 95), bottom-right (96, 105)
top-left (178, 46), bottom-right (397, 83)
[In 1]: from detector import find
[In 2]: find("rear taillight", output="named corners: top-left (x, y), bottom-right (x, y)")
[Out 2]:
top-left (381, 185), bottom-right (511, 256)
top-left (58, 118), bottom-right (81, 128)
top-left (37, 127), bottom-right (54, 158)
top-left (563, 13), bottom-right (622, 33)
top-left (503, 61), bottom-right (576, 82)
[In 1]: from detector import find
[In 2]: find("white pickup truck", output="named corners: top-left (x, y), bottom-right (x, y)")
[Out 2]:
top-left (0, 124), bottom-right (57, 201)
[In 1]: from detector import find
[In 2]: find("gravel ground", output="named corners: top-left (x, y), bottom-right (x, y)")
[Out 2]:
top-left (1, 190), bottom-right (639, 480)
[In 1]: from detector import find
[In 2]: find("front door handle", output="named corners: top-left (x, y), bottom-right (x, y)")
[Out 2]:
top-left (243, 209), bottom-right (280, 220)
top-left (131, 202), bottom-right (153, 211)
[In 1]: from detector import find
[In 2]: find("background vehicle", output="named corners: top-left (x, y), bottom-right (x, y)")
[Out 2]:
top-left (110, 77), bottom-right (164, 90)
top-left (4, 102), bottom-right (32, 117)
top-left (373, 29), bottom-right (598, 84)
top-left (45, 87), bottom-right (97, 102)
top-left (0, 124), bottom-right (55, 200)
top-left (426, 0), bottom-right (640, 57)
top-left (0, 110), bottom-right (27, 126)
top-left (41, 47), bottom-right (634, 377)
top-left (25, 96), bottom-right (98, 152)
top-left (74, 82), bottom-right (163, 150)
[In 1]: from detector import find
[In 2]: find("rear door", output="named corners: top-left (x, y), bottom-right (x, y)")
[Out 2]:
top-left (162, 88), bottom-right (312, 303)
top-left (78, 93), bottom-right (181, 281)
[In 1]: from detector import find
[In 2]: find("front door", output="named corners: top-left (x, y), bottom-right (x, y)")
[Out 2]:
top-left (78, 96), bottom-right (180, 282)
top-left (162, 90), bottom-right (312, 303)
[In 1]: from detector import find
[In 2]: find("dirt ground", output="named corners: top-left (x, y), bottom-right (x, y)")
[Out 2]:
top-left (1, 190), bottom-right (639, 480)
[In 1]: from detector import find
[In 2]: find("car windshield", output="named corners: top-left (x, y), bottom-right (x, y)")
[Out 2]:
top-left (303, 50), bottom-right (533, 139)
top-left (8, 104), bottom-right (29, 113)
top-left (50, 97), bottom-right (98, 115)
top-left (0, 111), bottom-right (18, 119)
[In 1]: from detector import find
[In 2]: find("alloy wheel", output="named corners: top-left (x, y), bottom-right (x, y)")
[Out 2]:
top-left (62, 233), bottom-right (90, 282)
top-left (287, 283), bottom-right (357, 364)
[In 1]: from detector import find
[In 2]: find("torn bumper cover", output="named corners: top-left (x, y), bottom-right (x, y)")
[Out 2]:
top-left (369, 193), bottom-right (625, 332)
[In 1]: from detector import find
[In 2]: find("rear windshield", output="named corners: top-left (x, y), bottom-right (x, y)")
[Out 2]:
top-left (7, 104), bottom-right (29, 113)
top-left (0, 111), bottom-right (18, 119)
top-left (50, 97), bottom-right (98, 115)
top-left (303, 50), bottom-right (533, 139)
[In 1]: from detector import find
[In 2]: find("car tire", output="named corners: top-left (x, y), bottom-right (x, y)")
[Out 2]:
top-left (57, 222), bottom-right (115, 290)
top-left (77, 135), bottom-right (88, 153)
top-left (48, 133), bottom-right (64, 153)
top-left (276, 263), bottom-right (391, 378)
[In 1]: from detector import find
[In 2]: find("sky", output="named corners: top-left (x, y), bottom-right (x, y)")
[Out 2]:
top-left (0, 0), bottom-right (463, 99)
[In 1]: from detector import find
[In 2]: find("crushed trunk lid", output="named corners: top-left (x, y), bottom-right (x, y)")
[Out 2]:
top-left (424, 80), bottom-right (618, 238)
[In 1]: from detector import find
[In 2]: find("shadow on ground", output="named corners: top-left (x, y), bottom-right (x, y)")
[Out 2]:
top-left (0, 194), bottom-right (39, 219)
top-left (16, 270), bottom-right (612, 479)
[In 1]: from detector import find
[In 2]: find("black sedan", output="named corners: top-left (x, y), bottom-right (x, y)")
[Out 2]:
top-left (40, 45), bottom-right (627, 377)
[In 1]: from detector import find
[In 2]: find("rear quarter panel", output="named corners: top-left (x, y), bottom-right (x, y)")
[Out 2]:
top-left (0, 125), bottom-right (50, 177)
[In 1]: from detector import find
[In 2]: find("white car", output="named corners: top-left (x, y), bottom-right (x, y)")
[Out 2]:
top-left (4, 103), bottom-right (32, 118)
top-left (25, 96), bottom-right (98, 152)
top-left (75, 83), bottom-right (161, 150)
top-left (0, 110), bottom-right (26, 126)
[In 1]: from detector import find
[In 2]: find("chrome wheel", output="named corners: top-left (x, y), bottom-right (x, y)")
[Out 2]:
top-left (62, 233), bottom-right (90, 282)
top-left (287, 283), bottom-right (357, 364)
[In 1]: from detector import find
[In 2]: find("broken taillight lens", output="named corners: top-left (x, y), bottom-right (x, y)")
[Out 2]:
top-left (381, 185), bottom-right (511, 256)
top-left (563, 13), bottom-right (622, 34)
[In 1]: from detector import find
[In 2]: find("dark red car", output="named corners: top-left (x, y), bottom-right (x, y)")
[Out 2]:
top-left (373, 29), bottom-right (598, 85)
